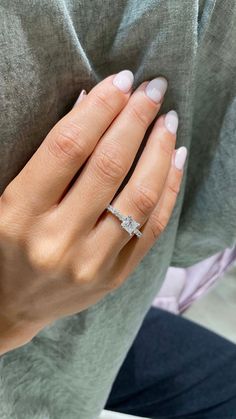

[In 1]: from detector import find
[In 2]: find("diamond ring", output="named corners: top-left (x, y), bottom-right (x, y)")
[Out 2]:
top-left (106, 204), bottom-right (143, 238)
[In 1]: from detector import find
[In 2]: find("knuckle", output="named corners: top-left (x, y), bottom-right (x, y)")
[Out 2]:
top-left (69, 262), bottom-right (96, 286)
top-left (149, 212), bottom-right (166, 240)
top-left (128, 103), bottom-right (150, 128)
top-left (47, 123), bottom-right (87, 163)
top-left (167, 181), bottom-right (180, 197)
top-left (131, 184), bottom-right (158, 217)
top-left (159, 136), bottom-right (175, 158)
top-left (93, 91), bottom-right (116, 115)
top-left (26, 238), bottom-right (61, 273)
top-left (93, 146), bottom-right (127, 182)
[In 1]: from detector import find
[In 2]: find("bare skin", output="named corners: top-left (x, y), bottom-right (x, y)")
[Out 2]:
top-left (0, 70), bottom-right (186, 355)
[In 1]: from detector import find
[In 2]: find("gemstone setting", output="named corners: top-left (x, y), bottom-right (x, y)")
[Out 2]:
top-left (106, 204), bottom-right (143, 238)
top-left (121, 215), bottom-right (141, 236)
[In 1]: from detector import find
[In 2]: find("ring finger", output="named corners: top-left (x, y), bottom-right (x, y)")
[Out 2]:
top-left (107, 146), bottom-right (187, 290)
top-left (91, 110), bottom-right (179, 255)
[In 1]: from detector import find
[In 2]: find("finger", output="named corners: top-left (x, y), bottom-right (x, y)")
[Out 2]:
top-left (104, 147), bottom-right (187, 288)
top-left (93, 111), bottom-right (178, 257)
top-left (6, 70), bottom-right (134, 212)
top-left (58, 76), bottom-right (168, 232)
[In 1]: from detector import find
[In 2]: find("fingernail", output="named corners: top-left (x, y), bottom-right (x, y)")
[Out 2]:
top-left (145, 77), bottom-right (168, 103)
top-left (112, 70), bottom-right (134, 93)
top-left (76, 89), bottom-right (87, 105)
top-left (165, 110), bottom-right (179, 134)
top-left (174, 146), bottom-right (188, 170)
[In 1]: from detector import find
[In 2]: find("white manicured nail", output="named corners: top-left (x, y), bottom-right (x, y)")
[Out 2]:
top-left (76, 89), bottom-right (87, 104)
top-left (145, 77), bottom-right (168, 103)
top-left (113, 70), bottom-right (134, 93)
top-left (174, 146), bottom-right (188, 170)
top-left (165, 110), bottom-right (179, 134)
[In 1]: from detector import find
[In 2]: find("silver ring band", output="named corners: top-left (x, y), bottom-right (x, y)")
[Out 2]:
top-left (106, 204), bottom-right (143, 238)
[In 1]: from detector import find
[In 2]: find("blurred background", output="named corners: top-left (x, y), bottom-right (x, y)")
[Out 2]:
top-left (183, 261), bottom-right (236, 344)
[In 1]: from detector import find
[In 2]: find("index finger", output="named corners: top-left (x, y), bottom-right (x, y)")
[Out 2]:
top-left (6, 70), bottom-right (134, 213)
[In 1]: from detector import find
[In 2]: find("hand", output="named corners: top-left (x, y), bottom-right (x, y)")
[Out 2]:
top-left (0, 70), bottom-right (187, 355)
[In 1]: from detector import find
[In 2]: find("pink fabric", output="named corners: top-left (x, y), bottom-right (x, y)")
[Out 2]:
top-left (152, 245), bottom-right (236, 314)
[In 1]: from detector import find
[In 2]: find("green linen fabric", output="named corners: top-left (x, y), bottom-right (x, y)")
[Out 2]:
top-left (0, 1), bottom-right (235, 418)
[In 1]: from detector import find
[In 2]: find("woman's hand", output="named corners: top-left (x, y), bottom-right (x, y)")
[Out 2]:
top-left (0, 70), bottom-right (187, 355)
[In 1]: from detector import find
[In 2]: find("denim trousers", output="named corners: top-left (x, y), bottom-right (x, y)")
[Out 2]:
top-left (106, 307), bottom-right (236, 419)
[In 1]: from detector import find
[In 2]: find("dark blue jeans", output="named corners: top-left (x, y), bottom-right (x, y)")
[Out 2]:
top-left (105, 307), bottom-right (236, 418)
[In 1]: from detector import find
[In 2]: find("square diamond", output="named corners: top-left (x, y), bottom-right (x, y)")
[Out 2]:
top-left (121, 216), bottom-right (140, 235)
